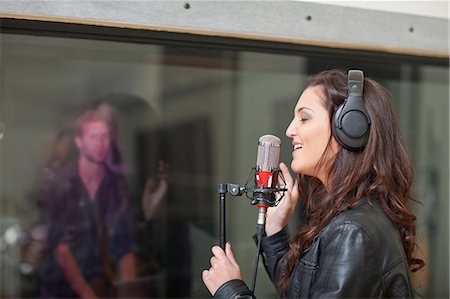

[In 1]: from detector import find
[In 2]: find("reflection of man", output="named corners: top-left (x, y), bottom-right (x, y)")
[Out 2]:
top-left (40, 106), bottom-right (136, 298)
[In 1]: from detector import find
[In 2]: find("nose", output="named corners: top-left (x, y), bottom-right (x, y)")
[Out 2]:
top-left (285, 119), bottom-right (295, 138)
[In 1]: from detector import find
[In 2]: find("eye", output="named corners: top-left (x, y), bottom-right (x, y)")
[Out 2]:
top-left (299, 117), bottom-right (309, 122)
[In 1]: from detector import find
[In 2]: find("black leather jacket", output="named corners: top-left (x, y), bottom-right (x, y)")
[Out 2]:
top-left (214, 198), bottom-right (413, 298)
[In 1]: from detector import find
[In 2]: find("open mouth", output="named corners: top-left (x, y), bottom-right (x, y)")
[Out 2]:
top-left (294, 144), bottom-right (303, 151)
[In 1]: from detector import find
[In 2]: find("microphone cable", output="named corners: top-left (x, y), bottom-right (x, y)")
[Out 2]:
top-left (248, 169), bottom-right (287, 295)
top-left (251, 225), bottom-right (264, 294)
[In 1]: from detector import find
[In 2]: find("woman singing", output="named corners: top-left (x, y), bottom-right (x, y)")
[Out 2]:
top-left (202, 69), bottom-right (424, 298)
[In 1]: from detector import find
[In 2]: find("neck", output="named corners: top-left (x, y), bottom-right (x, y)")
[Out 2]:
top-left (78, 156), bottom-right (105, 184)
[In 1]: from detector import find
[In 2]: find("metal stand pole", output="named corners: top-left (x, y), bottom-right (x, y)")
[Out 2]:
top-left (217, 184), bottom-right (228, 249)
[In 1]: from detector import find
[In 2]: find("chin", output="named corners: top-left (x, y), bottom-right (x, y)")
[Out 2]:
top-left (91, 157), bottom-right (106, 164)
top-left (290, 162), bottom-right (302, 174)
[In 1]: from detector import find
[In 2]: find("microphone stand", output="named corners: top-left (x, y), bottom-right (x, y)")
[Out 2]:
top-left (216, 184), bottom-right (228, 249)
top-left (216, 181), bottom-right (284, 295)
top-left (216, 183), bottom-right (247, 249)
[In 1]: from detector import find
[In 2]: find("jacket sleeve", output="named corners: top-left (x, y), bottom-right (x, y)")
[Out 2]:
top-left (260, 227), bottom-right (290, 286)
top-left (213, 279), bottom-right (255, 299)
top-left (310, 223), bottom-right (384, 298)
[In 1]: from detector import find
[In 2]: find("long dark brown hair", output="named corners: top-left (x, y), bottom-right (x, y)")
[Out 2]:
top-left (278, 69), bottom-right (424, 294)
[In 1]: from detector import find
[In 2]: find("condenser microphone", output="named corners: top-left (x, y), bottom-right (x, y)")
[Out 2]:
top-left (253, 135), bottom-right (281, 233)
top-left (248, 135), bottom-right (282, 293)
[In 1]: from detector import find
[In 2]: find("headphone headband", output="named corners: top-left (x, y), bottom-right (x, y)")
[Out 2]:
top-left (347, 70), bottom-right (364, 97)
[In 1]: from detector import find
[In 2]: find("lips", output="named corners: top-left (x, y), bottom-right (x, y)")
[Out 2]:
top-left (294, 144), bottom-right (302, 150)
top-left (292, 141), bottom-right (303, 151)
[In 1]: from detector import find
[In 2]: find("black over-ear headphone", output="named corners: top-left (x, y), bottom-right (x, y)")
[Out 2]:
top-left (333, 70), bottom-right (371, 151)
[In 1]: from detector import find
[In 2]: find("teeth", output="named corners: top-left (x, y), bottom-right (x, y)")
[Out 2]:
top-left (294, 144), bottom-right (302, 150)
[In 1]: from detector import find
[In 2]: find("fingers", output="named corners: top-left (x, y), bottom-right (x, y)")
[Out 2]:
top-left (210, 256), bottom-right (218, 267)
top-left (280, 162), bottom-right (299, 203)
top-left (279, 162), bottom-right (293, 189)
top-left (144, 178), bottom-right (156, 193)
top-left (203, 245), bottom-right (242, 296)
top-left (202, 269), bottom-right (209, 282)
top-left (202, 270), bottom-right (215, 295)
top-left (291, 178), bottom-right (299, 202)
top-left (211, 245), bottom-right (226, 259)
top-left (225, 242), bottom-right (239, 269)
top-left (210, 245), bottom-right (239, 269)
top-left (158, 160), bottom-right (171, 181)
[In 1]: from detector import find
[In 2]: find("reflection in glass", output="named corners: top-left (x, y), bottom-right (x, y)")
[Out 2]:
top-left (0, 32), bottom-right (448, 298)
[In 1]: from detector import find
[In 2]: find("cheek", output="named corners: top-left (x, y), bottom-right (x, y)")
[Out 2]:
top-left (306, 123), bottom-right (331, 153)
top-left (315, 128), bottom-right (332, 152)
top-left (296, 125), bottom-right (332, 171)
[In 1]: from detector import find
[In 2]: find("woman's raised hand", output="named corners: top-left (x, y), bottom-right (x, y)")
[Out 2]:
top-left (265, 162), bottom-right (299, 236)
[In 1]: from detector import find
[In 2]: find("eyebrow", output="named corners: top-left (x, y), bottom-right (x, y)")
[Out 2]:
top-left (296, 107), bottom-right (313, 114)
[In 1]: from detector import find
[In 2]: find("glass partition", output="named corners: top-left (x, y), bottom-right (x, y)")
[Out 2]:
top-left (0, 27), bottom-right (448, 298)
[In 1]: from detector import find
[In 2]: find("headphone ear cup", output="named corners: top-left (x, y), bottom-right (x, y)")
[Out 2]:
top-left (341, 110), bottom-right (370, 138)
top-left (333, 100), bottom-right (370, 150)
